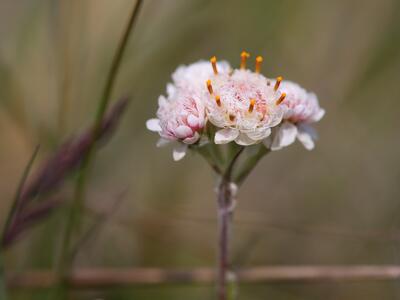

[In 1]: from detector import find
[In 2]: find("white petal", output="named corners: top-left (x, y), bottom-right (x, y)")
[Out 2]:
top-left (158, 95), bottom-right (167, 107)
top-left (146, 119), bottom-right (162, 132)
top-left (156, 138), bottom-right (170, 147)
top-left (175, 125), bottom-right (193, 139)
top-left (297, 123), bottom-right (317, 150)
top-left (172, 144), bottom-right (188, 161)
top-left (245, 128), bottom-right (271, 141)
top-left (271, 122), bottom-right (297, 151)
top-left (215, 128), bottom-right (239, 144)
top-left (166, 83), bottom-right (176, 97)
top-left (235, 133), bottom-right (257, 146)
top-left (311, 108), bottom-right (325, 122)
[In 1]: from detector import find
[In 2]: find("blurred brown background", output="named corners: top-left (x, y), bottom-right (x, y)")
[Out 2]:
top-left (1, 0), bottom-right (400, 299)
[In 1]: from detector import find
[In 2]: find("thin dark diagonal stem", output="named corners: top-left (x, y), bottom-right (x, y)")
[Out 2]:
top-left (2, 145), bottom-right (40, 243)
top-left (225, 146), bottom-right (244, 182)
top-left (56, 1), bottom-right (143, 298)
top-left (1, 145), bottom-right (39, 299)
top-left (74, 0), bottom-right (144, 228)
top-left (234, 146), bottom-right (269, 185)
top-left (69, 189), bottom-right (128, 261)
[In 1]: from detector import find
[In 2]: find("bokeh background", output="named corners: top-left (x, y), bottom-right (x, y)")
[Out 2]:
top-left (1, 0), bottom-right (400, 299)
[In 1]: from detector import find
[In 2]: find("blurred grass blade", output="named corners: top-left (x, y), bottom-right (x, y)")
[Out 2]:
top-left (73, 0), bottom-right (144, 224)
top-left (1, 97), bottom-right (129, 249)
top-left (0, 254), bottom-right (7, 300)
top-left (2, 197), bottom-right (63, 248)
top-left (1, 145), bottom-right (40, 248)
top-left (70, 189), bottom-right (128, 261)
top-left (20, 97), bottom-right (129, 205)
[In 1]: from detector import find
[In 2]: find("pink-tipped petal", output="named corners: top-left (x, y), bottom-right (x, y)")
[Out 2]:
top-left (183, 132), bottom-right (200, 144)
top-left (175, 125), bottom-right (193, 139)
top-left (187, 115), bottom-right (199, 128)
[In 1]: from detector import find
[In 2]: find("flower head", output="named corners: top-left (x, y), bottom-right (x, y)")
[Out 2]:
top-left (269, 80), bottom-right (325, 150)
top-left (205, 55), bottom-right (286, 145)
top-left (147, 52), bottom-right (325, 160)
top-left (146, 60), bottom-right (231, 160)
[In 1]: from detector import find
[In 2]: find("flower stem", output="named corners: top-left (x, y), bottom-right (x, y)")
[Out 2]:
top-left (217, 181), bottom-right (230, 300)
top-left (216, 179), bottom-right (231, 300)
top-left (216, 146), bottom-right (243, 300)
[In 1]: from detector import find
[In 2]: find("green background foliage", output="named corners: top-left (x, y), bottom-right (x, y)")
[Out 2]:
top-left (1, 0), bottom-right (400, 299)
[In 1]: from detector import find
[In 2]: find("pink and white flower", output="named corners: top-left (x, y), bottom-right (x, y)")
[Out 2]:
top-left (146, 60), bottom-right (231, 161)
top-left (268, 80), bottom-right (325, 150)
top-left (206, 65), bottom-right (285, 145)
top-left (147, 53), bottom-right (325, 160)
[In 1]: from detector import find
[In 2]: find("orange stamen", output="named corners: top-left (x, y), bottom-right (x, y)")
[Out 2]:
top-left (215, 95), bottom-right (222, 107)
top-left (206, 80), bottom-right (213, 94)
top-left (210, 56), bottom-right (218, 74)
top-left (274, 76), bottom-right (283, 91)
top-left (255, 56), bottom-right (263, 73)
top-left (248, 99), bottom-right (256, 113)
top-left (276, 93), bottom-right (286, 105)
top-left (240, 51), bottom-right (250, 69)
top-left (229, 114), bottom-right (235, 121)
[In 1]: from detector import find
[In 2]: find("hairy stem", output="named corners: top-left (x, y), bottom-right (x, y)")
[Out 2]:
top-left (216, 179), bottom-right (232, 300)
top-left (216, 146), bottom-right (243, 300)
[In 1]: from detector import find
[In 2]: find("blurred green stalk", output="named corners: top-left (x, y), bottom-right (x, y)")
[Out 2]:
top-left (0, 254), bottom-right (7, 300)
top-left (73, 0), bottom-right (143, 230)
top-left (56, 0), bottom-right (143, 297)
top-left (0, 146), bottom-right (40, 300)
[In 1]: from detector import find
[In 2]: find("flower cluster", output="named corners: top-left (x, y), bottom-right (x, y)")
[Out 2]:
top-left (147, 52), bottom-right (325, 160)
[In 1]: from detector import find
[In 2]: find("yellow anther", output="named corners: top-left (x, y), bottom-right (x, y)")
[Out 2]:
top-left (248, 99), bottom-right (256, 113)
top-left (240, 51), bottom-right (250, 69)
top-left (274, 76), bottom-right (283, 91)
top-left (206, 80), bottom-right (213, 94)
top-left (255, 56), bottom-right (263, 73)
top-left (276, 93), bottom-right (286, 105)
top-left (210, 56), bottom-right (218, 74)
top-left (215, 95), bottom-right (222, 107)
top-left (229, 114), bottom-right (235, 121)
